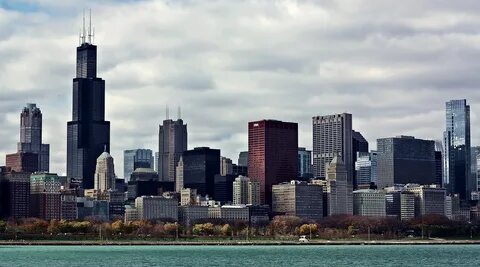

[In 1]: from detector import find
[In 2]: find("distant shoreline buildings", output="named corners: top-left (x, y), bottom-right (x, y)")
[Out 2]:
top-left (1, 13), bottom-right (480, 227)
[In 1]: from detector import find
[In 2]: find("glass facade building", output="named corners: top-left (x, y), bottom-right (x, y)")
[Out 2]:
top-left (123, 149), bottom-right (154, 182)
top-left (444, 99), bottom-right (472, 200)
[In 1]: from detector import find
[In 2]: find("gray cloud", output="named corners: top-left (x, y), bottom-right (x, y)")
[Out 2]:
top-left (0, 0), bottom-right (479, 177)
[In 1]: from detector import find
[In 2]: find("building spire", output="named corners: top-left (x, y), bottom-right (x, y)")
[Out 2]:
top-left (88, 9), bottom-right (92, 44)
top-left (82, 9), bottom-right (86, 44)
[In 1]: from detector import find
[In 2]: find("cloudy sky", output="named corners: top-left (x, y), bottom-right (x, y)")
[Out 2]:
top-left (0, 0), bottom-right (479, 177)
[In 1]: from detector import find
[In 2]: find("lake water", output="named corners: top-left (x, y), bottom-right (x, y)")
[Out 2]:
top-left (0, 245), bottom-right (479, 266)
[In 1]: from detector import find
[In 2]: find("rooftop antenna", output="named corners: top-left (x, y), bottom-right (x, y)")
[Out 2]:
top-left (166, 105), bottom-right (170, 120)
top-left (88, 9), bottom-right (92, 44)
top-left (79, 28), bottom-right (82, 46)
top-left (177, 106), bottom-right (181, 120)
top-left (92, 27), bottom-right (95, 44)
top-left (82, 9), bottom-right (86, 44)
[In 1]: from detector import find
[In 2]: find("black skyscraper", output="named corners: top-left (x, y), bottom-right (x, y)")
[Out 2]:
top-left (67, 20), bottom-right (110, 189)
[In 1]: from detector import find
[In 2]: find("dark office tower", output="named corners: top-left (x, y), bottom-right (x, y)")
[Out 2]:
top-left (67, 17), bottom-right (110, 189)
top-left (435, 141), bottom-right (444, 187)
top-left (16, 103), bottom-right (50, 172)
top-left (444, 99), bottom-right (472, 200)
top-left (377, 136), bottom-right (436, 189)
top-left (312, 113), bottom-right (353, 183)
top-left (352, 130), bottom-right (368, 188)
top-left (248, 120), bottom-right (298, 205)
top-left (238, 151), bottom-right (248, 167)
top-left (5, 152), bottom-right (38, 173)
top-left (182, 147), bottom-right (220, 197)
top-left (0, 169), bottom-right (30, 220)
top-left (158, 119), bottom-right (188, 182)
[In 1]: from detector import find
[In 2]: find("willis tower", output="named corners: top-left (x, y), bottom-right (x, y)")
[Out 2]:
top-left (67, 12), bottom-right (110, 189)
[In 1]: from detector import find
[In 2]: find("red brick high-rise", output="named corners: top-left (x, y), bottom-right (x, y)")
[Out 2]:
top-left (248, 120), bottom-right (298, 205)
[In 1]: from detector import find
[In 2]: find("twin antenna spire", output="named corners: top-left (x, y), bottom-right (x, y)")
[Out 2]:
top-left (79, 9), bottom-right (95, 45)
top-left (165, 105), bottom-right (182, 120)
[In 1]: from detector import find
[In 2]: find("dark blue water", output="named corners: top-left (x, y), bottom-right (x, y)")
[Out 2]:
top-left (0, 245), bottom-right (478, 266)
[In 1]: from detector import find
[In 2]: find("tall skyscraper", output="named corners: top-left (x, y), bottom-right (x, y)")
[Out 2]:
top-left (248, 120), bottom-right (298, 205)
top-left (298, 147), bottom-right (313, 180)
top-left (67, 17), bottom-right (110, 189)
top-left (158, 119), bottom-right (187, 182)
top-left (94, 151), bottom-right (116, 191)
top-left (444, 99), bottom-right (472, 200)
top-left (123, 149), bottom-right (154, 182)
top-left (17, 103), bottom-right (50, 172)
top-left (377, 136), bottom-right (436, 189)
top-left (312, 113), bottom-right (353, 184)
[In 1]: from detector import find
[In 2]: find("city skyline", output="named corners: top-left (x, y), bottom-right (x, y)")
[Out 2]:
top-left (1, 1), bottom-right (480, 176)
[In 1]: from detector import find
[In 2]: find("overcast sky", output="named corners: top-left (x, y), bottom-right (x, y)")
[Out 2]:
top-left (0, 0), bottom-right (479, 177)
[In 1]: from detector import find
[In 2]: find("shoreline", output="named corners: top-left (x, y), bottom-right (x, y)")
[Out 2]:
top-left (0, 240), bottom-right (479, 246)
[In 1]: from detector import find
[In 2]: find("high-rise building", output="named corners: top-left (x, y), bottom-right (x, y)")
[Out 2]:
top-left (298, 147), bottom-right (313, 180)
top-left (471, 146), bottom-right (480, 192)
top-left (353, 189), bottom-right (386, 217)
top-left (352, 130), bottom-right (369, 188)
top-left (123, 149), bottom-right (154, 182)
top-left (444, 99), bottom-right (472, 200)
top-left (220, 157), bottom-right (233, 176)
top-left (272, 180), bottom-right (323, 221)
top-left (376, 136), bottom-right (436, 189)
top-left (158, 119), bottom-right (187, 182)
top-left (16, 103), bottom-right (50, 172)
top-left (181, 147), bottom-right (220, 198)
top-left (175, 156), bottom-right (184, 192)
top-left (60, 189), bottom-right (77, 220)
top-left (30, 173), bottom-right (61, 220)
top-left (324, 156), bottom-right (353, 215)
top-left (238, 151), bottom-right (248, 167)
top-left (67, 20), bottom-right (110, 189)
top-left (476, 155), bottom-right (480, 192)
top-left (312, 114), bottom-right (353, 184)
top-left (435, 141), bottom-right (444, 187)
top-left (214, 174), bottom-right (235, 203)
top-left (94, 151), bottom-right (116, 191)
top-left (0, 169), bottom-right (30, 220)
top-left (5, 152), bottom-right (38, 173)
top-left (248, 120), bottom-right (298, 205)
top-left (232, 175), bottom-right (260, 205)
top-left (355, 151), bottom-right (378, 187)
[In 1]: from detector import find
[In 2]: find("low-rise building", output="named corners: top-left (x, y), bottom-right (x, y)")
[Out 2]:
top-left (404, 184), bottom-right (446, 217)
top-left (272, 180), bottom-right (323, 221)
top-left (179, 205), bottom-right (209, 227)
top-left (353, 189), bottom-right (386, 217)
top-left (135, 196), bottom-right (178, 221)
top-left (208, 205), bottom-right (249, 222)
